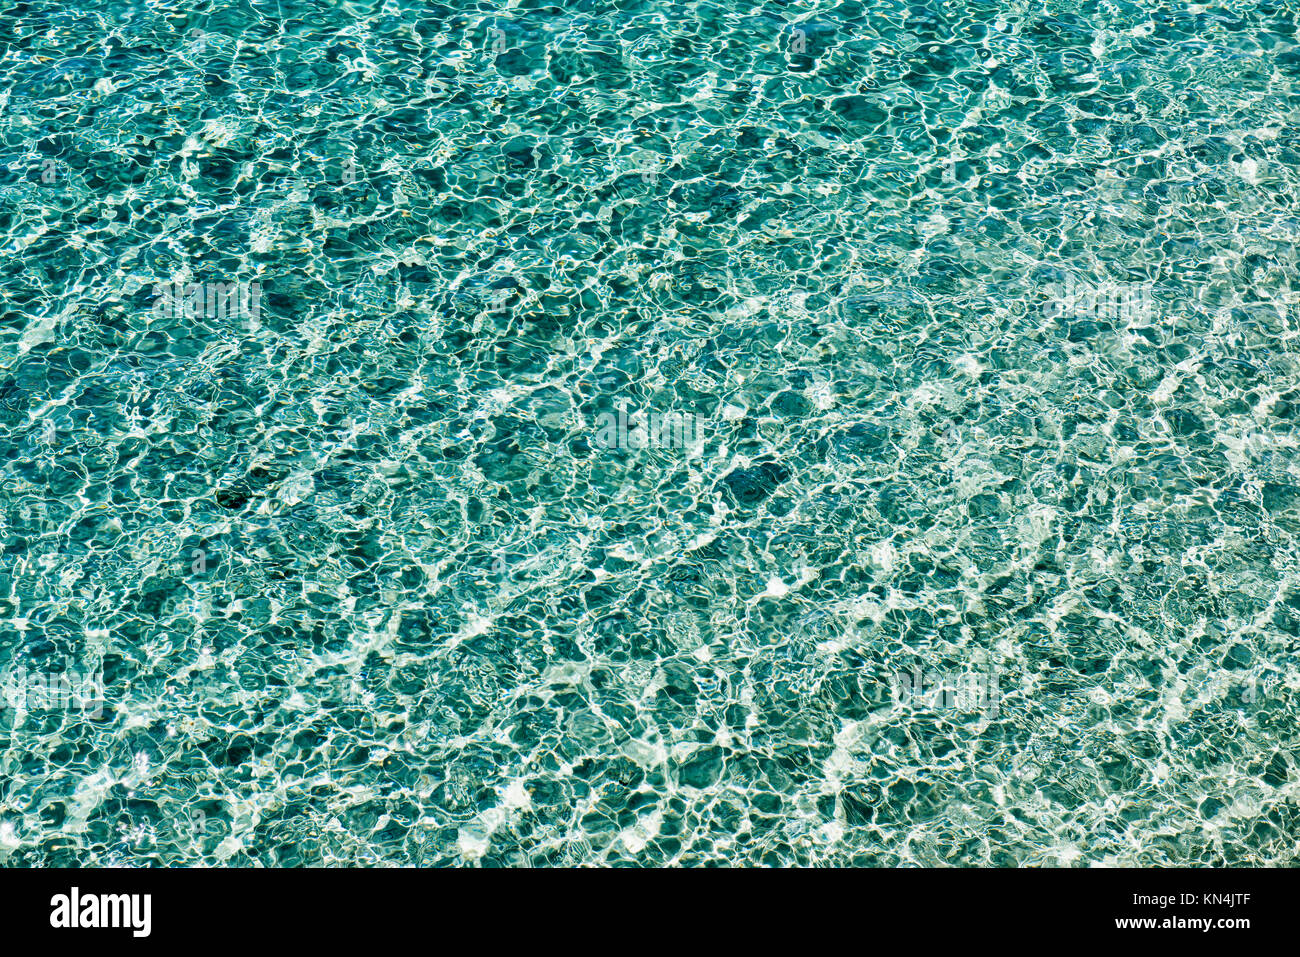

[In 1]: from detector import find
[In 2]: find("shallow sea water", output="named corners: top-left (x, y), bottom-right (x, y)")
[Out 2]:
top-left (1, 0), bottom-right (1299, 866)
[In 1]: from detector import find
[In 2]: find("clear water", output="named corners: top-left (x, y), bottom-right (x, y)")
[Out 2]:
top-left (1, 0), bottom-right (1298, 866)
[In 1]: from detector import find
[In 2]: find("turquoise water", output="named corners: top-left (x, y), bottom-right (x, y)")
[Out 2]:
top-left (1, 0), bottom-right (1298, 866)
